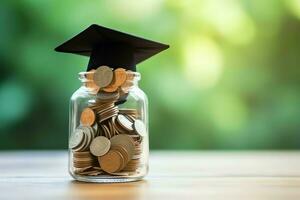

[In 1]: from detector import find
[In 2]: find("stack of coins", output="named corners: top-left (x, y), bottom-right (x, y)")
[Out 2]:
top-left (119, 109), bottom-right (139, 121)
top-left (72, 151), bottom-right (98, 170)
top-left (70, 66), bottom-right (147, 176)
top-left (69, 126), bottom-right (97, 152)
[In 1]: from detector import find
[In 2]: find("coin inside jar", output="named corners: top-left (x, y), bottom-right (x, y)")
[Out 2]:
top-left (89, 136), bottom-right (111, 156)
top-left (110, 134), bottom-right (135, 160)
top-left (69, 129), bottom-right (84, 149)
top-left (116, 114), bottom-right (133, 131)
top-left (133, 120), bottom-right (147, 137)
top-left (97, 91), bottom-right (119, 102)
top-left (80, 108), bottom-right (96, 126)
top-left (99, 150), bottom-right (124, 173)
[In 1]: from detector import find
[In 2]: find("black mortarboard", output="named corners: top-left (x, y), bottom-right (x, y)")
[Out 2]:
top-left (55, 24), bottom-right (169, 71)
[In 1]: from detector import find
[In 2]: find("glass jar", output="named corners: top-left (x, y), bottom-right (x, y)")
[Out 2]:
top-left (68, 68), bottom-right (149, 183)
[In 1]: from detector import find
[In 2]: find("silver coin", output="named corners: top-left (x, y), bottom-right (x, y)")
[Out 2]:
top-left (69, 129), bottom-right (84, 149)
top-left (116, 114), bottom-right (133, 131)
top-left (93, 66), bottom-right (113, 88)
top-left (90, 136), bottom-right (111, 156)
top-left (133, 120), bottom-right (147, 137)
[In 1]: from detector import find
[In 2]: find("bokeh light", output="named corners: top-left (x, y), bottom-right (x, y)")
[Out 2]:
top-left (0, 0), bottom-right (299, 150)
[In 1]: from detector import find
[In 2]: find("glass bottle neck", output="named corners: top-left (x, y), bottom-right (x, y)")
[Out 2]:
top-left (78, 70), bottom-right (141, 91)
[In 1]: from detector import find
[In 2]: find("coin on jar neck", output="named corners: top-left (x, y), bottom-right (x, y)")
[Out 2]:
top-left (114, 68), bottom-right (127, 87)
top-left (102, 68), bottom-right (128, 92)
top-left (103, 75), bottom-right (118, 93)
top-left (103, 84), bottom-right (119, 93)
top-left (93, 66), bottom-right (113, 88)
top-left (80, 108), bottom-right (96, 126)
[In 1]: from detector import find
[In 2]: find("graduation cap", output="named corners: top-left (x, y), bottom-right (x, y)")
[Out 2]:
top-left (55, 24), bottom-right (169, 71)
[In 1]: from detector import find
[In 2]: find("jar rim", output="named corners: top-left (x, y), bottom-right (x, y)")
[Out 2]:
top-left (78, 70), bottom-right (141, 82)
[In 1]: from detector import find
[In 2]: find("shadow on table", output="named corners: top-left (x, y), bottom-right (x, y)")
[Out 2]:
top-left (67, 180), bottom-right (149, 199)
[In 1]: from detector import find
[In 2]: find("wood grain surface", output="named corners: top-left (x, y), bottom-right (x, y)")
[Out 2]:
top-left (0, 151), bottom-right (299, 200)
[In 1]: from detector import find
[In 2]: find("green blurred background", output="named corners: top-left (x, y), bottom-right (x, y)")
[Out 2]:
top-left (0, 0), bottom-right (299, 150)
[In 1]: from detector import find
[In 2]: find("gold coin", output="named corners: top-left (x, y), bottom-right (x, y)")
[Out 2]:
top-left (73, 151), bottom-right (92, 158)
top-left (86, 69), bottom-right (96, 80)
top-left (103, 84), bottom-right (119, 92)
top-left (93, 66), bottom-right (113, 88)
top-left (99, 150), bottom-right (124, 173)
top-left (89, 136), bottom-right (111, 156)
top-left (99, 107), bottom-right (118, 123)
top-left (80, 108), bottom-right (96, 126)
top-left (111, 145), bottom-right (129, 170)
top-left (93, 102), bottom-right (114, 113)
top-left (114, 68), bottom-right (127, 87)
top-left (110, 134), bottom-right (135, 160)
top-left (133, 120), bottom-right (147, 137)
top-left (102, 68), bottom-right (127, 92)
top-left (85, 69), bottom-right (100, 92)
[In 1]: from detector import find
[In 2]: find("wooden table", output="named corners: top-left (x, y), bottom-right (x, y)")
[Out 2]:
top-left (0, 151), bottom-right (299, 200)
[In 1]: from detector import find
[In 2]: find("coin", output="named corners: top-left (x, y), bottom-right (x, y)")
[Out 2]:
top-left (70, 129), bottom-right (84, 149)
top-left (133, 120), bottom-right (146, 137)
top-left (85, 69), bottom-right (100, 92)
top-left (98, 106), bottom-right (118, 123)
top-left (102, 124), bottom-right (111, 139)
top-left (73, 151), bottom-right (92, 158)
top-left (119, 109), bottom-right (138, 116)
top-left (110, 134), bottom-right (135, 160)
top-left (103, 84), bottom-right (119, 92)
top-left (76, 126), bottom-right (95, 151)
top-left (80, 108), bottom-right (96, 126)
top-left (106, 171), bottom-right (132, 176)
top-left (89, 136), bottom-right (111, 157)
top-left (102, 68), bottom-right (127, 92)
top-left (74, 166), bottom-right (93, 173)
top-left (82, 128), bottom-right (93, 150)
top-left (97, 91), bottom-right (120, 102)
top-left (99, 150), bottom-right (124, 173)
top-left (93, 102), bottom-right (114, 113)
top-left (120, 72), bottom-right (134, 93)
top-left (93, 66), bottom-right (114, 88)
top-left (111, 144), bottom-right (129, 169)
top-left (125, 114), bottom-right (135, 123)
top-left (102, 75), bottom-right (119, 93)
top-left (92, 123), bottom-right (99, 137)
top-left (116, 114), bottom-right (133, 131)
top-left (107, 119), bottom-right (116, 138)
top-left (72, 150), bottom-right (97, 169)
top-left (73, 131), bottom-right (87, 151)
top-left (116, 88), bottom-right (129, 105)
top-left (114, 68), bottom-right (127, 87)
